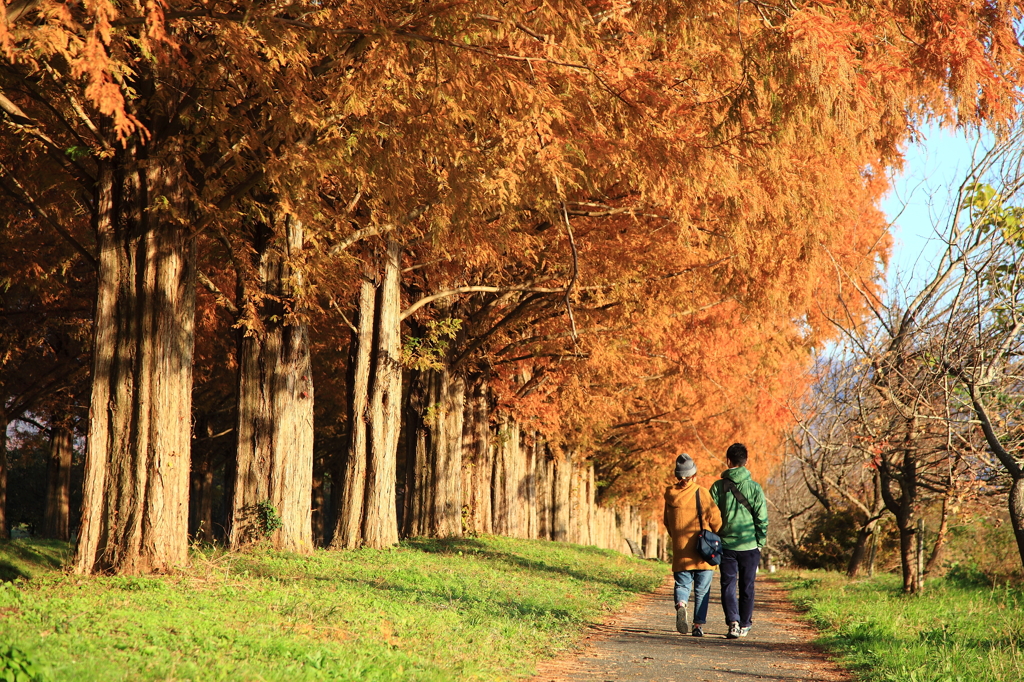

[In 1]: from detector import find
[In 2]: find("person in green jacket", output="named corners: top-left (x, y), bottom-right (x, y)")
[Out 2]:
top-left (710, 443), bottom-right (768, 639)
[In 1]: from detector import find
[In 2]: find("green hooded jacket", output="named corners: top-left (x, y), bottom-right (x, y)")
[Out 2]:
top-left (709, 466), bottom-right (768, 551)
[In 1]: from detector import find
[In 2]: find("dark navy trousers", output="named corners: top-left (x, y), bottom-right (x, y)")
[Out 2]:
top-left (720, 548), bottom-right (760, 627)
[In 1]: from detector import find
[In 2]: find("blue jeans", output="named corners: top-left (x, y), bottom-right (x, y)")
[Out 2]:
top-left (673, 570), bottom-right (714, 624)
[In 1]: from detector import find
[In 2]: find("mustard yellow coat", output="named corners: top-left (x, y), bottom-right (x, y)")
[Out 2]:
top-left (663, 479), bottom-right (723, 572)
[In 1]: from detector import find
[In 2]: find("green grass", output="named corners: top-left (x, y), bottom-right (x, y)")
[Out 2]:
top-left (0, 540), bottom-right (71, 582)
top-left (779, 569), bottom-right (1024, 682)
top-left (0, 536), bottom-right (665, 681)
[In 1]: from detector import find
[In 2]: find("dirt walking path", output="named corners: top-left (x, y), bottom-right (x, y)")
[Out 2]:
top-left (532, 575), bottom-right (851, 682)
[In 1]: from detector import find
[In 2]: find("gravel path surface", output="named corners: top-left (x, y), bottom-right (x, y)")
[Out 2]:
top-left (532, 575), bottom-right (851, 682)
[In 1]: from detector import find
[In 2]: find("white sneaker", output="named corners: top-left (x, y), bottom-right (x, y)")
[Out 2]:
top-left (726, 621), bottom-right (741, 639)
top-left (739, 626), bottom-right (751, 637)
top-left (676, 605), bottom-right (690, 634)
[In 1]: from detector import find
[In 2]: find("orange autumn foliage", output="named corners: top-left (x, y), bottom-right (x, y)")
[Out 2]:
top-left (3, 0), bottom-right (1024, 527)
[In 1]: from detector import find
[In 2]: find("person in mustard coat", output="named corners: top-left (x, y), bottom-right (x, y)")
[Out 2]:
top-left (663, 453), bottom-right (722, 637)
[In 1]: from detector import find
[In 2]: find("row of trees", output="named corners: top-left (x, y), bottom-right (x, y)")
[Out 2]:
top-left (3, 2), bottom-right (1024, 574)
top-left (776, 136), bottom-right (1024, 592)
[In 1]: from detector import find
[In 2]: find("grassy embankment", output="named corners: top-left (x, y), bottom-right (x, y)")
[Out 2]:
top-left (780, 568), bottom-right (1024, 682)
top-left (0, 536), bottom-right (664, 681)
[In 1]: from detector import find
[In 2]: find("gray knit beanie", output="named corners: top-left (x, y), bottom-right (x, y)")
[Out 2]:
top-left (674, 453), bottom-right (697, 479)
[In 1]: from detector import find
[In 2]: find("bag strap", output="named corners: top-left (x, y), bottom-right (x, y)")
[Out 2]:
top-left (723, 478), bottom-right (756, 518)
top-left (695, 488), bottom-right (706, 532)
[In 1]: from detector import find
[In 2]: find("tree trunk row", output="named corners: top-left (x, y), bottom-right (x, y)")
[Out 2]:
top-left (43, 425), bottom-right (74, 541)
top-left (71, 205), bottom-right (649, 571)
top-left (389, 369), bottom-right (659, 556)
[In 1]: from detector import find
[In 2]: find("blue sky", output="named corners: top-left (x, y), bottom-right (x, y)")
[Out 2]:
top-left (883, 125), bottom-right (986, 288)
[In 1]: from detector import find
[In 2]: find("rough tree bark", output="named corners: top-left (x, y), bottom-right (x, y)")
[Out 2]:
top-left (493, 416), bottom-right (525, 536)
top-left (427, 366), bottom-right (466, 537)
top-left (1010, 479), bottom-right (1024, 570)
top-left (43, 424), bottom-right (74, 541)
top-left (537, 443), bottom-right (552, 540)
top-left (400, 364), bottom-right (467, 538)
top-left (525, 433), bottom-right (539, 539)
top-left (552, 447), bottom-right (573, 543)
top-left (847, 470), bottom-right (884, 578)
top-left (403, 368), bottom-right (430, 538)
top-left (491, 417), bottom-right (510, 536)
top-left (75, 150), bottom-right (196, 575)
top-left (847, 516), bottom-right (881, 579)
top-left (362, 240), bottom-right (403, 549)
top-left (230, 215), bottom-right (314, 553)
top-left (584, 463), bottom-right (596, 547)
top-left (878, 418), bottom-right (922, 593)
top-left (330, 273), bottom-right (375, 549)
top-left (568, 456), bottom-right (581, 544)
top-left (464, 378), bottom-right (492, 535)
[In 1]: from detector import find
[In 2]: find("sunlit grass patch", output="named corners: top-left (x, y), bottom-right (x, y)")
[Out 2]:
top-left (0, 536), bottom-right (664, 681)
top-left (0, 539), bottom-right (71, 582)
top-left (779, 569), bottom-right (1024, 682)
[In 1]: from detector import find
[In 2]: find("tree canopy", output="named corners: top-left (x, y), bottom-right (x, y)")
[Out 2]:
top-left (3, 0), bottom-right (1024, 570)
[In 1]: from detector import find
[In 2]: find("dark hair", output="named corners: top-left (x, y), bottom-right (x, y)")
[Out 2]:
top-left (726, 442), bottom-right (748, 466)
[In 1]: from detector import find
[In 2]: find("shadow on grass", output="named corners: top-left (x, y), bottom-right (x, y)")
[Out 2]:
top-left (401, 536), bottom-right (659, 592)
top-left (0, 559), bottom-right (30, 582)
top-left (0, 539), bottom-right (70, 580)
top-left (333, 573), bottom-right (584, 625)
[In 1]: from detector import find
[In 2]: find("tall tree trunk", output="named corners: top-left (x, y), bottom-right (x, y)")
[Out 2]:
top-left (643, 519), bottom-right (659, 558)
top-left (525, 433), bottom-right (538, 539)
top-left (568, 457), bottom-right (581, 544)
top-left (43, 424), bottom-right (74, 541)
top-left (510, 423), bottom-right (527, 538)
top-left (896, 451), bottom-right (920, 593)
top-left (428, 366), bottom-right (465, 538)
top-left (878, 418), bottom-right (921, 594)
top-left (537, 444), bottom-right (552, 540)
top-left (403, 369), bottom-right (430, 538)
top-left (363, 240), bottom-right (402, 549)
top-left (465, 378), bottom-right (492, 535)
top-left (491, 416), bottom-right (510, 535)
top-left (330, 274), bottom-right (375, 549)
top-left (491, 413), bottom-right (512, 536)
top-left (584, 462), bottom-right (596, 546)
top-left (896, 513), bottom-right (920, 592)
top-left (847, 517), bottom-right (880, 578)
top-left (230, 215), bottom-right (314, 553)
top-left (75, 151), bottom-right (197, 575)
top-left (493, 416), bottom-right (524, 536)
top-left (460, 379), bottom-right (476, 534)
top-left (848, 471), bottom-right (883, 578)
top-left (552, 448), bottom-right (572, 543)
top-left (1009, 477), bottom-right (1024, 570)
